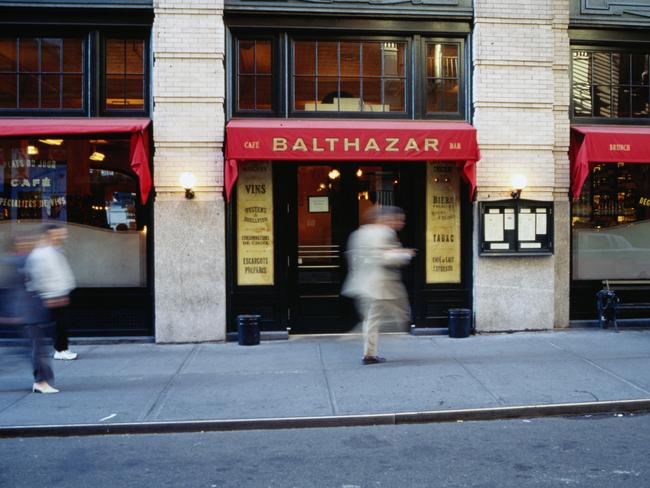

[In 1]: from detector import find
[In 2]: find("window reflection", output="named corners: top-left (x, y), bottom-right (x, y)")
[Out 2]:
top-left (0, 138), bottom-right (147, 287)
top-left (572, 164), bottom-right (650, 280)
top-left (426, 43), bottom-right (460, 114)
top-left (572, 50), bottom-right (650, 118)
top-left (0, 138), bottom-right (143, 229)
top-left (105, 39), bottom-right (145, 111)
top-left (0, 37), bottom-right (84, 110)
top-left (293, 40), bottom-right (406, 113)
top-left (237, 40), bottom-right (273, 111)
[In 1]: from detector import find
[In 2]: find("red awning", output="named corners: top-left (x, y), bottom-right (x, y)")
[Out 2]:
top-left (570, 125), bottom-right (650, 199)
top-left (225, 119), bottom-right (480, 201)
top-left (0, 118), bottom-right (152, 204)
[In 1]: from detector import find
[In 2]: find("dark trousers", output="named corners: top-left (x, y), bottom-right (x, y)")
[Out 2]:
top-left (52, 306), bottom-right (68, 352)
top-left (26, 325), bottom-right (54, 383)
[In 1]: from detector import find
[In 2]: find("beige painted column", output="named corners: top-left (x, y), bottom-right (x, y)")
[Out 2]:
top-left (152, 0), bottom-right (226, 342)
top-left (472, 0), bottom-right (570, 331)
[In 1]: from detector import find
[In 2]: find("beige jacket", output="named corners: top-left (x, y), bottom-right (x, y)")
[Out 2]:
top-left (341, 223), bottom-right (412, 300)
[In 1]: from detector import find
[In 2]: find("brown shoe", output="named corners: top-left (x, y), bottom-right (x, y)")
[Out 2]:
top-left (362, 356), bottom-right (386, 365)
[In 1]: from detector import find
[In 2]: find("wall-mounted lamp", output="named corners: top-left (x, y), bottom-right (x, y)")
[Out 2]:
top-left (180, 172), bottom-right (196, 199)
top-left (511, 174), bottom-right (527, 200)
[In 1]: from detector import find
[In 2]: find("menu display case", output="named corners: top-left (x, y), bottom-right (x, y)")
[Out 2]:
top-left (479, 199), bottom-right (554, 256)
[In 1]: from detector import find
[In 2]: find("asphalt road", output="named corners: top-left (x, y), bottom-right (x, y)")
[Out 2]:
top-left (1, 414), bottom-right (648, 488)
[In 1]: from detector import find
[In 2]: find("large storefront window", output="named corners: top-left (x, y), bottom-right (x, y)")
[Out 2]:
top-left (572, 163), bottom-right (650, 279)
top-left (0, 137), bottom-right (147, 287)
top-left (572, 49), bottom-right (650, 119)
top-left (292, 40), bottom-right (407, 113)
top-left (0, 37), bottom-right (84, 111)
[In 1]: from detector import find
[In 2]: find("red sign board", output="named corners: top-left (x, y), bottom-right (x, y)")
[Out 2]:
top-left (225, 119), bottom-right (480, 200)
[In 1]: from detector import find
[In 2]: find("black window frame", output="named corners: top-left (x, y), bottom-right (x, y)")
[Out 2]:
top-left (288, 35), bottom-right (411, 119)
top-left (0, 27), bottom-right (150, 118)
top-left (570, 44), bottom-right (650, 124)
top-left (99, 31), bottom-right (151, 117)
top-left (232, 34), bottom-right (279, 117)
top-left (0, 33), bottom-right (88, 116)
top-left (421, 37), bottom-right (466, 120)
top-left (228, 29), bottom-right (469, 121)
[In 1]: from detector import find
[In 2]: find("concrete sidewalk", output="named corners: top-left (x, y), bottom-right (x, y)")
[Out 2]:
top-left (1, 329), bottom-right (650, 434)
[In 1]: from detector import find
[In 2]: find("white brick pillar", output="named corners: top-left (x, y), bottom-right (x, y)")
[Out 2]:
top-left (152, 0), bottom-right (226, 342)
top-left (472, 0), bottom-right (570, 331)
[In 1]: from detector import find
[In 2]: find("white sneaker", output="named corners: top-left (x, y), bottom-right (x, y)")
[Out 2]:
top-left (33, 382), bottom-right (59, 394)
top-left (53, 350), bottom-right (78, 360)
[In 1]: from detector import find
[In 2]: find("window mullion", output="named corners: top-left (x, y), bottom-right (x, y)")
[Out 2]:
top-left (337, 42), bottom-right (341, 112)
top-left (124, 40), bottom-right (128, 109)
top-left (359, 43), bottom-right (363, 113)
top-left (380, 42), bottom-right (385, 111)
top-left (15, 39), bottom-right (20, 109)
top-left (253, 41), bottom-right (257, 111)
top-left (37, 38), bottom-right (42, 109)
top-left (315, 41), bottom-right (319, 112)
top-left (60, 39), bottom-right (64, 109)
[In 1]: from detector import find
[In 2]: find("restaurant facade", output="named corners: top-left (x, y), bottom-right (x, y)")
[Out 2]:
top-left (1, 0), bottom-right (649, 342)
top-left (222, 0), bottom-right (573, 335)
top-left (568, 2), bottom-right (650, 324)
top-left (0, 1), bottom-right (157, 338)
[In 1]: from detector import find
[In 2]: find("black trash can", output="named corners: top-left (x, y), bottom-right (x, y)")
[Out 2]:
top-left (238, 314), bottom-right (261, 346)
top-left (448, 308), bottom-right (472, 338)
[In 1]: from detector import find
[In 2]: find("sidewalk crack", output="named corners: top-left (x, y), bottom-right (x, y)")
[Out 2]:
top-left (451, 357), bottom-right (506, 406)
top-left (546, 339), bottom-right (650, 397)
top-left (317, 343), bottom-right (339, 416)
top-left (140, 344), bottom-right (200, 421)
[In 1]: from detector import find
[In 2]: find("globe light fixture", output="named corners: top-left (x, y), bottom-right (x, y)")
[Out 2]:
top-left (180, 172), bottom-right (197, 199)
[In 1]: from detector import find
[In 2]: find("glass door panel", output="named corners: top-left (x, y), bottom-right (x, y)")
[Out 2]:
top-left (297, 165), bottom-right (342, 284)
top-left (356, 166), bottom-right (400, 223)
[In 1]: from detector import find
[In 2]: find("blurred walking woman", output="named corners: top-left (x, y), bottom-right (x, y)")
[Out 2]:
top-left (4, 232), bottom-right (58, 394)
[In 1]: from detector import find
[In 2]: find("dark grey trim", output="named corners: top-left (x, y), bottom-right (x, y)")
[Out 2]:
top-left (571, 0), bottom-right (650, 28)
top-left (0, 0), bottom-right (151, 7)
top-left (569, 28), bottom-right (650, 43)
top-left (225, 0), bottom-right (472, 18)
top-left (225, 14), bottom-right (471, 34)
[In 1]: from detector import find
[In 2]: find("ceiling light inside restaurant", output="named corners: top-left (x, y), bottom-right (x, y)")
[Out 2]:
top-left (356, 169), bottom-right (363, 177)
top-left (38, 139), bottom-right (63, 146)
top-left (328, 169), bottom-right (341, 180)
top-left (89, 152), bottom-right (106, 162)
top-left (27, 145), bottom-right (39, 155)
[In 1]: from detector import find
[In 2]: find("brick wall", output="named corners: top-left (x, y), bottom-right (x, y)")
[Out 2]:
top-left (472, 0), bottom-right (571, 331)
top-left (473, 0), bottom-right (569, 200)
top-left (152, 0), bottom-right (225, 200)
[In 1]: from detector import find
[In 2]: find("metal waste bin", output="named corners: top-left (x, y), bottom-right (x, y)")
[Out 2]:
top-left (448, 308), bottom-right (472, 338)
top-left (237, 314), bottom-right (261, 346)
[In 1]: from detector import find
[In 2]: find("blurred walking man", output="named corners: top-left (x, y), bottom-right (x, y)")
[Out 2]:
top-left (27, 224), bottom-right (77, 361)
top-left (342, 206), bottom-right (414, 364)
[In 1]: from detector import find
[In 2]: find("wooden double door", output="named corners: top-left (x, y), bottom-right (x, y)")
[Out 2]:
top-left (285, 163), bottom-right (416, 334)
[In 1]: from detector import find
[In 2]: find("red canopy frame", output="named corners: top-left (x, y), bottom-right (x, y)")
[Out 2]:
top-left (570, 125), bottom-right (650, 200)
top-left (225, 119), bottom-right (480, 201)
top-left (0, 118), bottom-right (152, 204)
